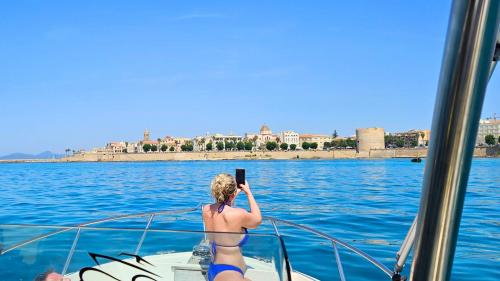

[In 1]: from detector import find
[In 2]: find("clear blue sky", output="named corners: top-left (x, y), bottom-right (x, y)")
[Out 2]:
top-left (0, 1), bottom-right (498, 155)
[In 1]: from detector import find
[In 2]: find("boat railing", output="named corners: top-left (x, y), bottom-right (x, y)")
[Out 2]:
top-left (0, 205), bottom-right (202, 255)
top-left (264, 216), bottom-right (393, 279)
top-left (1, 206), bottom-right (394, 280)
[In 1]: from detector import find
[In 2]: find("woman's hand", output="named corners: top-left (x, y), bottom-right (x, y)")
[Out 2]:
top-left (239, 180), bottom-right (251, 194)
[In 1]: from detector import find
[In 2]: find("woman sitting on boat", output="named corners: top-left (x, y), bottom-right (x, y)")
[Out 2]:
top-left (202, 173), bottom-right (262, 281)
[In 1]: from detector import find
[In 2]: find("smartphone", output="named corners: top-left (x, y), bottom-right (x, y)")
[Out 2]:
top-left (235, 168), bottom-right (245, 188)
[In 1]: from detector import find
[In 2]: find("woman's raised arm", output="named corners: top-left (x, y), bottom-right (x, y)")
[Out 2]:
top-left (238, 181), bottom-right (262, 229)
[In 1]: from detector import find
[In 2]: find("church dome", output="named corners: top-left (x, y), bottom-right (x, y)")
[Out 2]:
top-left (260, 124), bottom-right (272, 135)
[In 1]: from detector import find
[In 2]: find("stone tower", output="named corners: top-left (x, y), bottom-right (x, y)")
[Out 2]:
top-left (356, 128), bottom-right (385, 152)
top-left (144, 130), bottom-right (150, 141)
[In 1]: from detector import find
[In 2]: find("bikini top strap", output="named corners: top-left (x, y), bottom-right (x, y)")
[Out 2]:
top-left (217, 200), bottom-right (228, 213)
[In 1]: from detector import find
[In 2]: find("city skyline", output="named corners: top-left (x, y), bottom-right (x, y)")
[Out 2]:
top-left (0, 1), bottom-right (499, 155)
top-left (3, 123), bottom-right (430, 156)
top-left (80, 125), bottom-right (430, 156)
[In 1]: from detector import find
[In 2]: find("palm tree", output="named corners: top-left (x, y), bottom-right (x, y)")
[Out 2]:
top-left (199, 138), bottom-right (206, 151)
top-left (252, 135), bottom-right (258, 151)
top-left (419, 132), bottom-right (426, 146)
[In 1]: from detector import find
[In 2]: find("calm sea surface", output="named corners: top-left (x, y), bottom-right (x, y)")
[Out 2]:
top-left (0, 159), bottom-right (498, 280)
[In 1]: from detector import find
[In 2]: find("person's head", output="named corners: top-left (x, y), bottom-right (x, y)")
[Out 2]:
top-left (34, 270), bottom-right (68, 281)
top-left (211, 173), bottom-right (237, 204)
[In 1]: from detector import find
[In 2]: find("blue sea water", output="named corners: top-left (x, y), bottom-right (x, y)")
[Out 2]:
top-left (0, 159), bottom-right (498, 280)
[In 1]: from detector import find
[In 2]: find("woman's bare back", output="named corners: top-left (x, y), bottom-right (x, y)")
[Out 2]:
top-left (203, 204), bottom-right (248, 280)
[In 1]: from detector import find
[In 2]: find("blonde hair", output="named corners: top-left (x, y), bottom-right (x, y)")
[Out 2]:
top-left (211, 173), bottom-right (237, 203)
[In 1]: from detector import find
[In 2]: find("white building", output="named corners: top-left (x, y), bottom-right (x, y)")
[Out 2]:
top-left (279, 131), bottom-right (300, 146)
top-left (106, 142), bottom-right (127, 153)
top-left (192, 136), bottom-right (207, 152)
top-left (476, 117), bottom-right (500, 145)
top-left (299, 134), bottom-right (333, 150)
top-left (126, 142), bottom-right (138, 153)
top-left (193, 134), bottom-right (243, 151)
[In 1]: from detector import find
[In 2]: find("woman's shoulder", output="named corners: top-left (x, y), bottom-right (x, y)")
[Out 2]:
top-left (224, 206), bottom-right (247, 217)
top-left (202, 204), bottom-right (216, 215)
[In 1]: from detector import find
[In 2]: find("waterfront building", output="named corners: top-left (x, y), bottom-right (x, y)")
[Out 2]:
top-left (388, 129), bottom-right (430, 148)
top-left (244, 133), bottom-right (260, 148)
top-left (141, 139), bottom-right (159, 146)
top-left (356, 128), bottom-right (384, 152)
top-left (476, 117), bottom-right (500, 145)
top-left (162, 136), bottom-right (177, 147)
top-left (202, 134), bottom-right (244, 151)
top-left (126, 142), bottom-right (138, 153)
top-left (279, 131), bottom-right (300, 146)
top-left (136, 130), bottom-right (159, 152)
top-left (106, 142), bottom-right (127, 153)
top-left (148, 136), bottom-right (190, 152)
top-left (246, 124), bottom-right (279, 149)
top-left (211, 134), bottom-right (243, 144)
top-left (418, 129), bottom-right (431, 146)
top-left (139, 140), bottom-right (159, 152)
top-left (91, 147), bottom-right (107, 153)
top-left (260, 124), bottom-right (279, 143)
top-left (172, 137), bottom-right (192, 151)
top-left (192, 136), bottom-right (207, 151)
top-left (191, 134), bottom-right (244, 151)
top-left (299, 134), bottom-right (333, 150)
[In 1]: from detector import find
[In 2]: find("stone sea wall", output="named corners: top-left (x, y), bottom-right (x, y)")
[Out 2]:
top-left (57, 147), bottom-right (494, 162)
top-left (63, 150), bottom-right (337, 162)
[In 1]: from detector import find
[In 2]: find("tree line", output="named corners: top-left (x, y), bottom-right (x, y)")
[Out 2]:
top-left (484, 134), bottom-right (499, 146)
top-left (142, 142), bottom-right (193, 152)
top-left (141, 138), bottom-right (362, 152)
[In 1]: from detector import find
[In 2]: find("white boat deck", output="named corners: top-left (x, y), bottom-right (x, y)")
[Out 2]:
top-left (65, 252), bottom-right (317, 281)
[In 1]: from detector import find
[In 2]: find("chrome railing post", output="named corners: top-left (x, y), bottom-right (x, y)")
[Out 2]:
top-left (269, 218), bottom-right (292, 281)
top-left (332, 242), bottom-right (346, 281)
top-left (410, 1), bottom-right (500, 280)
top-left (134, 214), bottom-right (155, 255)
top-left (62, 227), bottom-right (81, 276)
top-left (270, 218), bottom-right (281, 236)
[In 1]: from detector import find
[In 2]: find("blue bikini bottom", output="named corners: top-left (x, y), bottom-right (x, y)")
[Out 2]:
top-left (208, 263), bottom-right (244, 281)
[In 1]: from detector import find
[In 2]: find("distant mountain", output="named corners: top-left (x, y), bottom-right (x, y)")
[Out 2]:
top-left (0, 151), bottom-right (64, 160)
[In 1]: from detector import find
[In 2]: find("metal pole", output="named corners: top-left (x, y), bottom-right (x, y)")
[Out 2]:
top-left (332, 242), bottom-right (346, 281)
top-left (410, 0), bottom-right (500, 280)
top-left (489, 29), bottom-right (500, 79)
top-left (394, 216), bottom-right (417, 274)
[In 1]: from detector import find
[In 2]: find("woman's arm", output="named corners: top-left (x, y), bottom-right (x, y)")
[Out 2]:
top-left (238, 181), bottom-right (262, 229)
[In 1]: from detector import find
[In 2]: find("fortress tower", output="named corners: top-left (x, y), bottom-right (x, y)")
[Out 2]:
top-left (356, 128), bottom-right (385, 152)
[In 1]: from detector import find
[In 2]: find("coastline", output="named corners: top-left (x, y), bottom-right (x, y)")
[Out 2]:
top-left (1, 147), bottom-right (498, 163)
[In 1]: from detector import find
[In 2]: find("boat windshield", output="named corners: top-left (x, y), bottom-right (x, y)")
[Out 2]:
top-left (0, 208), bottom-right (395, 280)
top-left (0, 224), bottom-right (288, 281)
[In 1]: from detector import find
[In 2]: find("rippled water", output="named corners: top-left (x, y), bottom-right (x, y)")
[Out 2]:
top-left (0, 159), bottom-right (498, 280)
